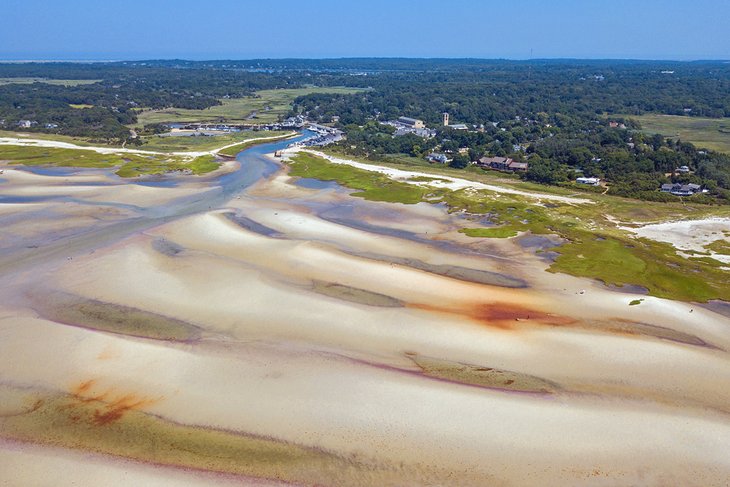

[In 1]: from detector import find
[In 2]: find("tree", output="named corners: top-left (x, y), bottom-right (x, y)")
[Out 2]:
top-left (449, 154), bottom-right (470, 169)
top-left (525, 159), bottom-right (569, 184)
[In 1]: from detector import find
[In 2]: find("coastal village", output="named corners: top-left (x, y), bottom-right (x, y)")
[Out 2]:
top-left (129, 108), bottom-right (711, 197)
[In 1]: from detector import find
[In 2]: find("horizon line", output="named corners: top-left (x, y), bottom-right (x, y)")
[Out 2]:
top-left (1, 56), bottom-right (729, 64)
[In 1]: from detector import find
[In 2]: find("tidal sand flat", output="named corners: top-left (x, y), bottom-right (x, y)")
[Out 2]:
top-left (2, 141), bottom-right (730, 486)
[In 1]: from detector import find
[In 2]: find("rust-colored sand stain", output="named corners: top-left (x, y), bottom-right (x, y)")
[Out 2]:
top-left (96, 345), bottom-right (122, 361)
top-left (409, 301), bottom-right (575, 330)
top-left (69, 379), bottom-right (161, 426)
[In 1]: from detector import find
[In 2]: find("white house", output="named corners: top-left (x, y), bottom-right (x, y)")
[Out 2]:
top-left (576, 177), bottom-right (601, 186)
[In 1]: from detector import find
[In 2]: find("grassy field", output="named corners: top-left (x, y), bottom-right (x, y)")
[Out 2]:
top-left (286, 152), bottom-right (730, 302)
top-left (0, 78), bottom-right (100, 86)
top-left (134, 87), bottom-right (365, 127)
top-left (288, 153), bottom-right (428, 204)
top-left (217, 132), bottom-right (295, 157)
top-left (140, 130), bottom-right (293, 153)
top-left (0, 145), bottom-right (219, 178)
top-left (629, 114), bottom-right (730, 153)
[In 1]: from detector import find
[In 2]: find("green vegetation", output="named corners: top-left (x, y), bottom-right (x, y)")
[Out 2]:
top-left (547, 234), bottom-right (727, 301)
top-left (459, 227), bottom-right (520, 238)
top-left (0, 385), bottom-right (411, 486)
top-left (407, 354), bottom-right (559, 394)
top-left (41, 293), bottom-right (201, 341)
top-left (0, 129), bottom-right (292, 154)
top-left (216, 131), bottom-right (295, 157)
top-left (0, 144), bottom-right (220, 177)
top-left (705, 239), bottom-right (730, 255)
top-left (288, 153), bottom-right (428, 204)
top-left (311, 281), bottom-right (403, 307)
top-left (135, 87), bottom-right (365, 127)
top-left (69, 103), bottom-right (94, 109)
top-left (115, 154), bottom-right (219, 178)
top-left (288, 152), bottom-right (730, 302)
top-left (0, 144), bottom-right (133, 168)
top-left (139, 130), bottom-right (293, 153)
top-left (631, 114), bottom-right (730, 154)
top-left (0, 78), bottom-right (100, 86)
top-left (407, 176), bottom-right (450, 183)
top-left (629, 299), bottom-right (644, 306)
top-left (0, 130), bottom-right (294, 177)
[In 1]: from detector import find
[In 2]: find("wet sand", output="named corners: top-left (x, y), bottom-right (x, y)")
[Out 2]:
top-left (2, 144), bottom-right (730, 486)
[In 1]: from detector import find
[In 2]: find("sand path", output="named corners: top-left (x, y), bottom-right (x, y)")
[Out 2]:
top-left (294, 148), bottom-right (594, 204)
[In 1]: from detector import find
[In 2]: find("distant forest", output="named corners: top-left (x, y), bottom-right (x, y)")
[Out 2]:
top-left (1, 59), bottom-right (730, 201)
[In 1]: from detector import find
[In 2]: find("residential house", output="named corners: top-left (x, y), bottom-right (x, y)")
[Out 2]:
top-left (576, 177), bottom-right (601, 186)
top-left (478, 156), bottom-right (513, 171)
top-left (508, 161), bottom-right (529, 172)
top-left (661, 183), bottom-right (703, 196)
top-left (426, 153), bottom-right (449, 164)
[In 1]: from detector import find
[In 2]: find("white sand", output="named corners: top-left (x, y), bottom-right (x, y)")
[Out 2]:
top-left (0, 441), bottom-right (274, 487)
top-left (293, 148), bottom-right (594, 204)
top-left (623, 217), bottom-right (730, 264)
top-left (2, 146), bottom-right (730, 485)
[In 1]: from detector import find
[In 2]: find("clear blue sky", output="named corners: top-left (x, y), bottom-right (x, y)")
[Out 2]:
top-left (2, 0), bottom-right (729, 60)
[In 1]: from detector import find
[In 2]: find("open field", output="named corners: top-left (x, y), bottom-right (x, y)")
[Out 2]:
top-left (140, 130), bottom-right (293, 153)
top-left (134, 87), bottom-right (366, 127)
top-left (0, 78), bottom-right (101, 86)
top-left (630, 114), bottom-right (730, 153)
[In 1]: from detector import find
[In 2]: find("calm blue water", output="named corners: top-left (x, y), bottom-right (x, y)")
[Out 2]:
top-left (133, 179), bottom-right (180, 188)
top-left (0, 195), bottom-right (65, 204)
top-left (147, 131), bottom-right (312, 218)
top-left (217, 131), bottom-right (313, 197)
top-left (14, 166), bottom-right (81, 177)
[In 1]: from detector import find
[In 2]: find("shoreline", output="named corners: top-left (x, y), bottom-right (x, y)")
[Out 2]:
top-left (290, 147), bottom-right (594, 204)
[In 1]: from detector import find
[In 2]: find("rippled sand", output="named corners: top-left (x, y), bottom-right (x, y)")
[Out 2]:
top-left (2, 156), bottom-right (730, 486)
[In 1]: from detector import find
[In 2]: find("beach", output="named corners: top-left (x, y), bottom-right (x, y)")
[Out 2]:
top-left (2, 139), bottom-right (730, 486)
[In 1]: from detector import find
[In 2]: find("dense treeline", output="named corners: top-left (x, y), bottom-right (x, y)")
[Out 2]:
top-left (288, 60), bottom-right (730, 202)
top-left (1, 59), bottom-right (730, 200)
top-left (0, 63), bottom-right (315, 142)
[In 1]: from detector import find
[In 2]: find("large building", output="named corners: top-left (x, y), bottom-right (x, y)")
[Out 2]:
top-left (398, 117), bottom-right (425, 129)
top-left (477, 156), bottom-right (529, 172)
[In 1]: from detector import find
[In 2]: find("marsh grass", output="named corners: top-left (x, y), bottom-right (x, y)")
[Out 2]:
top-left (0, 145), bottom-right (220, 177)
top-left (286, 153), bottom-right (730, 301)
